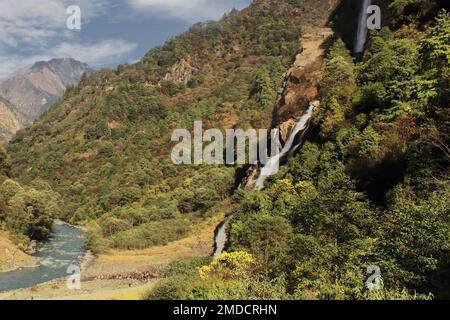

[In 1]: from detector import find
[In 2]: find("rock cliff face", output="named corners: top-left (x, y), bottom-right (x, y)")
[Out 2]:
top-left (274, 28), bottom-right (334, 142)
top-left (0, 97), bottom-right (21, 144)
top-left (163, 57), bottom-right (199, 85)
top-left (241, 27), bottom-right (334, 190)
top-left (0, 58), bottom-right (93, 125)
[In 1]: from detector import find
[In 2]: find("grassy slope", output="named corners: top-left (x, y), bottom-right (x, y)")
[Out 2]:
top-left (0, 98), bottom-right (21, 144)
top-left (0, 231), bottom-right (37, 272)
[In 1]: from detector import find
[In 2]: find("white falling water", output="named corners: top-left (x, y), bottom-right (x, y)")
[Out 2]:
top-left (254, 102), bottom-right (317, 190)
top-left (354, 0), bottom-right (372, 53)
top-left (213, 216), bottom-right (232, 258)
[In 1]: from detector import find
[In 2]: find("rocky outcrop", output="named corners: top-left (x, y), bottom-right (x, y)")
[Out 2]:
top-left (163, 57), bottom-right (198, 85)
top-left (0, 58), bottom-right (93, 125)
top-left (241, 28), bottom-right (333, 190)
top-left (0, 97), bottom-right (21, 144)
top-left (273, 28), bottom-right (333, 128)
top-left (267, 28), bottom-right (332, 148)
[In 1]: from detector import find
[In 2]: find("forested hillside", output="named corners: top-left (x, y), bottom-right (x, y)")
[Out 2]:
top-left (0, 145), bottom-right (61, 251)
top-left (6, 0), bottom-right (337, 252)
top-left (145, 1), bottom-right (450, 300)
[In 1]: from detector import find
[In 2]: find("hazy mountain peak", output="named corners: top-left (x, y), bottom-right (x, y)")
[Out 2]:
top-left (0, 58), bottom-right (93, 125)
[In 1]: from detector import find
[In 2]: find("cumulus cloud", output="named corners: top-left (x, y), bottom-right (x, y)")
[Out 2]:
top-left (0, 0), bottom-right (249, 78)
top-left (0, 0), bottom-right (107, 47)
top-left (128, 0), bottom-right (248, 21)
top-left (0, 0), bottom-right (137, 78)
top-left (0, 39), bottom-right (137, 78)
top-left (50, 39), bottom-right (138, 66)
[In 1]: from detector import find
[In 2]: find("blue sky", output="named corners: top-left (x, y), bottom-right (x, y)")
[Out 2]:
top-left (0, 0), bottom-right (251, 78)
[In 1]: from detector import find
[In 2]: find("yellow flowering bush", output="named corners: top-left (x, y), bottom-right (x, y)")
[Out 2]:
top-left (199, 251), bottom-right (256, 281)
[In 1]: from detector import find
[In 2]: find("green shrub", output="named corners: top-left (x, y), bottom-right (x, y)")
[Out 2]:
top-left (144, 276), bottom-right (191, 300)
top-left (110, 219), bottom-right (191, 249)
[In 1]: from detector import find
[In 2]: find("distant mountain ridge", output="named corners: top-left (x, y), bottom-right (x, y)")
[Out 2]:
top-left (0, 58), bottom-right (93, 125)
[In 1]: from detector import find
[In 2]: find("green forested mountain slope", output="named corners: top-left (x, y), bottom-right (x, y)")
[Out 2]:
top-left (1, 145), bottom-right (61, 244)
top-left (5, 0), bottom-right (337, 251)
top-left (146, 2), bottom-right (450, 300)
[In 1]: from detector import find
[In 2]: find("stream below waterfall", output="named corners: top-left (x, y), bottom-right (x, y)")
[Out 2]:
top-left (213, 102), bottom-right (318, 258)
top-left (213, 216), bottom-right (233, 258)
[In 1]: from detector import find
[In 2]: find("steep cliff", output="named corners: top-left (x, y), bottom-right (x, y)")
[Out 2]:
top-left (241, 26), bottom-right (335, 190)
top-left (0, 97), bottom-right (21, 144)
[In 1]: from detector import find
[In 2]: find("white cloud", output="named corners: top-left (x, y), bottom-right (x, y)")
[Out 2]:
top-left (128, 0), bottom-right (246, 21)
top-left (0, 0), bottom-right (249, 78)
top-left (0, 0), bottom-right (108, 47)
top-left (51, 39), bottom-right (138, 66)
top-left (0, 39), bottom-right (137, 78)
top-left (0, 0), bottom-right (137, 78)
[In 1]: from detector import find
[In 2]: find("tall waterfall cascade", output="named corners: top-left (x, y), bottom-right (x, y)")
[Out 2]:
top-left (254, 101), bottom-right (318, 190)
top-left (354, 0), bottom-right (372, 53)
top-left (213, 101), bottom-right (318, 258)
top-left (214, 27), bottom-right (333, 257)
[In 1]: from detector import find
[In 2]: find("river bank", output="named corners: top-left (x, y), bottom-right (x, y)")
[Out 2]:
top-left (0, 212), bottom-right (224, 300)
top-left (0, 221), bottom-right (86, 293)
top-left (0, 231), bottom-right (38, 273)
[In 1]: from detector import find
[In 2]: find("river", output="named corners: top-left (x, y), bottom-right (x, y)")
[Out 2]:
top-left (0, 220), bottom-right (86, 293)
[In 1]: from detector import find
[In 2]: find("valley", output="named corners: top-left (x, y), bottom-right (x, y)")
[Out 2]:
top-left (0, 0), bottom-right (449, 301)
top-left (0, 212), bottom-right (224, 300)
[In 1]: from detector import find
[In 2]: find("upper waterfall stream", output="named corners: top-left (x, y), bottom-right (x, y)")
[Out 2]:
top-left (354, 0), bottom-right (372, 53)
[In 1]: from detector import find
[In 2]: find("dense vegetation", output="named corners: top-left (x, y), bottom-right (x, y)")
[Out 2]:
top-left (0, 146), bottom-right (60, 247)
top-left (2, 0), bottom-right (448, 300)
top-left (145, 3), bottom-right (450, 300)
top-left (6, 0), bottom-right (327, 251)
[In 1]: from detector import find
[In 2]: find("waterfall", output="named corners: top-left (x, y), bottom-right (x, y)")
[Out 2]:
top-left (213, 102), bottom-right (317, 257)
top-left (213, 216), bottom-right (232, 258)
top-left (254, 102), bottom-right (317, 190)
top-left (354, 0), bottom-right (372, 53)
